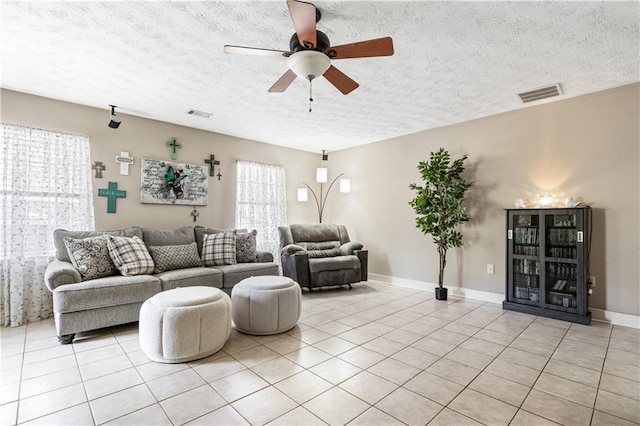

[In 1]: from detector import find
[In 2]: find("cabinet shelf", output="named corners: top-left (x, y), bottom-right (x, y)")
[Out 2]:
top-left (504, 208), bottom-right (591, 324)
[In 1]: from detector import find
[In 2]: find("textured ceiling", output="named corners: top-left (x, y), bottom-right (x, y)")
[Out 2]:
top-left (1, 1), bottom-right (638, 153)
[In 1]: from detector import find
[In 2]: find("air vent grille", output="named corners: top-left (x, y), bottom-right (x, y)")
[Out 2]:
top-left (518, 84), bottom-right (563, 103)
top-left (187, 109), bottom-right (212, 118)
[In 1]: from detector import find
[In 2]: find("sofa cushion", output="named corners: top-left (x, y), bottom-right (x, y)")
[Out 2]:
top-left (53, 274), bottom-right (161, 313)
top-left (141, 226), bottom-right (195, 248)
top-left (63, 236), bottom-right (118, 281)
top-left (106, 235), bottom-right (155, 276)
top-left (155, 267), bottom-right (223, 291)
top-left (202, 231), bottom-right (237, 266)
top-left (148, 242), bottom-right (203, 273)
top-left (213, 262), bottom-right (280, 288)
top-left (236, 230), bottom-right (257, 263)
top-left (54, 227), bottom-right (142, 262)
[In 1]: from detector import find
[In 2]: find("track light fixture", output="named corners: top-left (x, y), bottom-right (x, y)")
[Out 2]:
top-left (108, 105), bottom-right (121, 129)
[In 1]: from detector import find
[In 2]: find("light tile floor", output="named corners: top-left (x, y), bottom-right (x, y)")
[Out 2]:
top-left (1, 281), bottom-right (639, 425)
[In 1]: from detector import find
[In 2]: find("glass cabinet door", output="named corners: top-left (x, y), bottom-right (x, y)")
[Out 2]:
top-left (509, 213), bottom-right (540, 305)
top-left (543, 212), bottom-right (582, 312)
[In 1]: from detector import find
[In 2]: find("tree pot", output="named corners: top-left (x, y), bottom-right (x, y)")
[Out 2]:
top-left (435, 287), bottom-right (448, 300)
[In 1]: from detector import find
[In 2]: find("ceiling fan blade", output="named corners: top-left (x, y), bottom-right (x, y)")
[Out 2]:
top-left (268, 69), bottom-right (297, 93)
top-left (224, 45), bottom-right (290, 57)
top-left (323, 65), bottom-right (359, 95)
top-left (326, 37), bottom-right (394, 59)
top-left (287, 0), bottom-right (317, 48)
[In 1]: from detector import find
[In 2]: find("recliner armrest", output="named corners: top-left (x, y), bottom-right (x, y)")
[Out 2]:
top-left (256, 251), bottom-right (274, 263)
top-left (340, 242), bottom-right (364, 255)
top-left (281, 252), bottom-right (310, 288)
top-left (44, 260), bottom-right (82, 292)
top-left (281, 244), bottom-right (306, 256)
top-left (355, 250), bottom-right (368, 281)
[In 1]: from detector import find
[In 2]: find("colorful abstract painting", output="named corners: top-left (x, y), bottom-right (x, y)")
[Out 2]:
top-left (140, 158), bottom-right (208, 205)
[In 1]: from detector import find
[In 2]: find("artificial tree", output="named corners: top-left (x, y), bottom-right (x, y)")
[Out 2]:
top-left (409, 148), bottom-right (473, 300)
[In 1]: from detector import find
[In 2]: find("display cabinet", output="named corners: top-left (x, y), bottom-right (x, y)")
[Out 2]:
top-left (503, 207), bottom-right (591, 324)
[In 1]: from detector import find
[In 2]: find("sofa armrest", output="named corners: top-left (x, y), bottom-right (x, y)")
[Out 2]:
top-left (281, 244), bottom-right (306, 256)
top-left (256, 250), bottom-right (274, 263)
top-left (44, 260), bottom-right (82, 292)
top-left (355, 250), bottom-right (368, 281)
top-left (340, 242), bottom-right (364, 256)
top-left (281, 252), bottom-right (310, 288)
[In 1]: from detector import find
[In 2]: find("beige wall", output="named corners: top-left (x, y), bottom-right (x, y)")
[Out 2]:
top-left (0, 89), bottom-right (319, 230)
top-left (327, 83), bottom-right (640, 316)
top-left (2, 85), bottom-right (638, 316)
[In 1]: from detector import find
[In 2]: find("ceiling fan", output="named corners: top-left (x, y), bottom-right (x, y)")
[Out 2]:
top-left (223, 0), bottom-right (394, 98)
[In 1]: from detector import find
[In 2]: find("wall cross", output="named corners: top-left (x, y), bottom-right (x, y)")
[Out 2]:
top-left (166, 138), bottom-right (181, 160)
top-left (204, 154), bottom-right (220, 177)
top-left (115, 151), bottom-right (134, 175)
top-left (92, 161), bottom-right (105, 179)
top-left (97, 181), bottom-right (126, 213)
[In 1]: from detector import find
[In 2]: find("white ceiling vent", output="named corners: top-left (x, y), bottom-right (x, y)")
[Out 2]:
top-left (518, 83), bottom-right (563, 103)
top-left (187, 109), bottom-right (212, 118)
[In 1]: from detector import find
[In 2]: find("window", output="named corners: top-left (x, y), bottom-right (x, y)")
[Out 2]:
top-left (235, 160), bottom-right (287, 259)
top-left (1, 123), bottom-right (94, 326)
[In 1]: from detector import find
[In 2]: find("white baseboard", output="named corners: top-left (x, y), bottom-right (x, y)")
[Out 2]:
top-left (368, 273), bottom-right (640, 329)
top-left (590, 308), bottom-right (640, 329)
top-left (368, 273), bottom-right (504, 304)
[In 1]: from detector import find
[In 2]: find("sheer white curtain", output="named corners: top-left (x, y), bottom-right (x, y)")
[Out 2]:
top-left (1, 124), bottom-right (94, 327)
top-left (235, 160), bottom-right (287, 260)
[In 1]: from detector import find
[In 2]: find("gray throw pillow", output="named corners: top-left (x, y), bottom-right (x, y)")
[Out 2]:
top-left (202, 231), bottom-right (237, 266)
top-left (236, 230), bottom-right (257, 263)
top-left (148, 242), bottom-right (203, 273)
top-left (106, 235), bottom-right (155, 276)
top-left (63, 236), bottom-right (118, 280)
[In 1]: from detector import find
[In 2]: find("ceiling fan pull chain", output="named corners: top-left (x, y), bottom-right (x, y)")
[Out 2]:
top-left (309, 77), bottom-right (314, 112)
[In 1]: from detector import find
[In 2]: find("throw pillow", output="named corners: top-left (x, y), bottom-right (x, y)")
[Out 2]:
top-left (105, 235), bottom-right (155, 276)
top-left (63, 236), bottom-right (118, 281)
top-left (148, 242), bottom-right (203, 273)
top-left (235, 230), bottom-right (257, 263)
top-left (202, 231), bottom-right (237, 266)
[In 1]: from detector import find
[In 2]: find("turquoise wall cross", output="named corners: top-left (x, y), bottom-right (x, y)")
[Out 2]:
top-left (166, 138), bottom-right (181, 160)
top-left (98, 181), bottom-right (126, 213)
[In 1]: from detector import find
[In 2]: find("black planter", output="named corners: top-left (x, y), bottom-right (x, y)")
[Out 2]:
top-left (435, 287), bottom-right (448, 300)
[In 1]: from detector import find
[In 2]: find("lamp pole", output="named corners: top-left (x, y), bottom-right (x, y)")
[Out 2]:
top-left (303, 173), bottom-right (344, 223)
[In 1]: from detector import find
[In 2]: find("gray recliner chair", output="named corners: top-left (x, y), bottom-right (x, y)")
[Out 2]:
top-left (278, 224), bottom-right (368, 290)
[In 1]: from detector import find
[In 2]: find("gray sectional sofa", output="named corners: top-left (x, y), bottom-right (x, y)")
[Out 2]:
top-left (44, 225), bottom-right (279, 344)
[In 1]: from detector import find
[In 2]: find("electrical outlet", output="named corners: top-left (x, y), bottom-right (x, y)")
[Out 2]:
top-left (487, 264), bottom-right (495, 274)
top-left (589, 276), bottom-right (596, 288)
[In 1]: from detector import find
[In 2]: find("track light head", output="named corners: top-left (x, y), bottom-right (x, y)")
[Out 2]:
top-left (108, 105), bottom-right (121, 129)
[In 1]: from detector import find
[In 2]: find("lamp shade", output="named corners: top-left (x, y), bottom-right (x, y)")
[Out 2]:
top-left (287, 50), bottom-right (331, 79)
top-left (316, 167), bottom-right (328, 183)
top-left (297, 188), bottom-right (308, 202)
top-left (340, 178), bottom-right (350, 193)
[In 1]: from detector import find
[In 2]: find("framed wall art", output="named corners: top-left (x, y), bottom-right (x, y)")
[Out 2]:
top-left (140, 158), bottom-right (208, 205)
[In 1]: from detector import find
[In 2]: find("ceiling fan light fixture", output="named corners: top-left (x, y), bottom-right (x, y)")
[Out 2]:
top-left (287, 50), bottom-right (330, 80)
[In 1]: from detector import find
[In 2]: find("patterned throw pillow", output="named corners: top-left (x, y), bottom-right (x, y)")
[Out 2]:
top-left (148, 242), bottom-right (203, 273)
top-left (105, 235), bottom-right (155, 276)
top-left (202, 231), bottom-right (237, 266)
top-left (63, 236), bottom-right (118, 280)
top-left (235, 230), bottom-right (257, 263)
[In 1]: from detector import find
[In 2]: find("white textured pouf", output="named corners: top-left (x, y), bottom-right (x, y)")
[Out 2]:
top-left (139, 286), bottom-right (231, 363)
top-left (231, 276), bottom-right (301, 335)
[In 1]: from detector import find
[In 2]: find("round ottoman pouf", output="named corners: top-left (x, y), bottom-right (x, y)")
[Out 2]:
top-left (231, 276), bottom-right (301, 335)
top-left (139, 286), bottom-right (231, 363)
